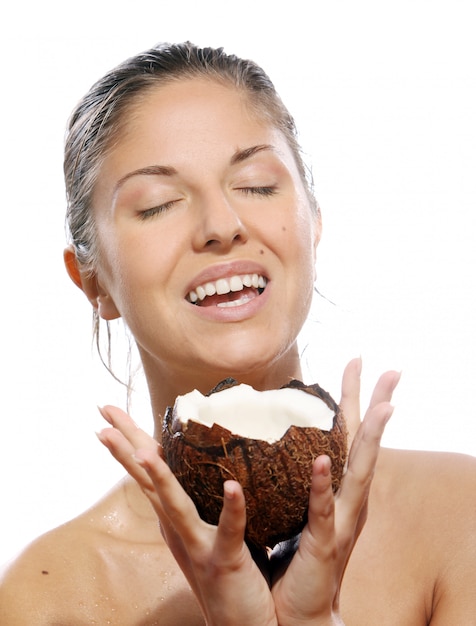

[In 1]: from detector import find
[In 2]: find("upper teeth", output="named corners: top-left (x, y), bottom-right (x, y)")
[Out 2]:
top-left (188, 274), bottom-right (267, 303)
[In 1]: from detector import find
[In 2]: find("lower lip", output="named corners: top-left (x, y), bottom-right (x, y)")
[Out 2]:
top-left (186, 285), bottom-right (271, 322)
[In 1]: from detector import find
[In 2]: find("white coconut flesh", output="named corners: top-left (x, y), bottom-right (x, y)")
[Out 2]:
top-left (173, 383), bottom-right (335, 444)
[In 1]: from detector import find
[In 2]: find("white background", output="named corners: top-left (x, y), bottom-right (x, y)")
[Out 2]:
top-left (1, 1), bottom-right (475, 565)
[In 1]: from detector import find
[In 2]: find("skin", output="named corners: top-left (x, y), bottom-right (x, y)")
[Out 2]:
top-left (1, 78), bottom-right (475, 625)
top-left (86, 79), bottom-right (320, 405)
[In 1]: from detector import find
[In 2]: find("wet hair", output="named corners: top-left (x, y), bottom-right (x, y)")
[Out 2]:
top-left (64, 41), bottom-right (317, 273)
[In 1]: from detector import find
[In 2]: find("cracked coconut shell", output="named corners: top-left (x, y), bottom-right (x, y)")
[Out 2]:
top-left (162, 378), bottom-right (348, 548)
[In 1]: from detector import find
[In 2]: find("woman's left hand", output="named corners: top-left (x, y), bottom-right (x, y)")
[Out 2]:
top-left (270, 361), bottom-right (400, 624)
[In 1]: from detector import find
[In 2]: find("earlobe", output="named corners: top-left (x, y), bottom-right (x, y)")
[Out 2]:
top-left (96, 294), bottom-right (121, 321)
top-left (63, 246), bottom-right (121, 320)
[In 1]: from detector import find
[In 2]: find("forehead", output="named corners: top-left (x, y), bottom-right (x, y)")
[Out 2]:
top-left (113, 78), bottom-right (288, 162)
top-left (126, 76), bottom-right (268, 129)
top-left (92, 77), bottom-right (300, 201)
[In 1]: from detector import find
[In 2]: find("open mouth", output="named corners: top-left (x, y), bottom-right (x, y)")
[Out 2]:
top-left (187, 273), bottom-right (268, 308)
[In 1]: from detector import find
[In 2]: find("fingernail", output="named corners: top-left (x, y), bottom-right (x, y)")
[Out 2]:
top-left (97, 406), bottom-right (112, 424)
top-left (95, 430), bottom-right (107, 444)
top-left (223, 481), bottom-right (235, 500)
top-left (393, 371), bottom-right (403, 389)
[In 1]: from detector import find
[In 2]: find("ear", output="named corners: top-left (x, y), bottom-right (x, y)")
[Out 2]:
top-left (63, 246), bottom-right (121, 321)
top-left (313, 207), bottom-right (322, 249)
top-left (311, 206), bottom-right (322, 281)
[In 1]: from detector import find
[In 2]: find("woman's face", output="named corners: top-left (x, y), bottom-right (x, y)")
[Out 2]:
top-left (89, 78), bottom-right (320, 390)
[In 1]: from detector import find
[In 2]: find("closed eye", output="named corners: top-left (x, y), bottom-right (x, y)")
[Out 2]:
top-left (139, 187), bottom-right (276, 219)
top-left (239, 186), bottom-right (277, 197)
top-left (139, 200), bottom-right (178, 220)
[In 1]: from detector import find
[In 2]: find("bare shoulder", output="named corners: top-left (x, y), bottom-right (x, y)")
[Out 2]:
top-left (342, 448), bottom-right (476, 625)
top-left (379, 448), bottom-right (476, 623)
top-left (0, 515), bottom-right (105, 624)
top-left (0, 478), bottom-right (202, 625)
top-left (379, 447), bottom-right (476, 508)
top-left (375, 447), bottom-right (476, 542)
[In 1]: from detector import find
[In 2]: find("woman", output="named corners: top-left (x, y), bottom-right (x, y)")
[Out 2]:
top-left (1, 42), bottom-right (474, 625)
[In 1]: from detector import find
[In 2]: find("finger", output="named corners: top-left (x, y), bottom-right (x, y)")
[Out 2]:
top-left (298, 456), bottom-right (336, 558)
top-left (154, 506), bottom-right (202, 597)
top-left (341, 369), bottom-right (400, 487)
top-left (100, 425), bottom-right (202, 603)
top-left (215, 483), bottom-right (272, 590)
top-left (337, 370), bottom-right (400, 517)
top-left (134, 447), bottom-right (206, 547)
top-left (98, 405), bottom-right (158, 452)
top-left (278, 457), bottom-right (338, 608)
top-left (96, 428), bottom-right (159, 503)
top-left (214, 481), bottom-right (248, 565)
top-left (339, 357), bottom-right (362, 436)
top-left (367, 370), bottom-right (401, 409)
top-left (336, 401), bottom-right (394, 531)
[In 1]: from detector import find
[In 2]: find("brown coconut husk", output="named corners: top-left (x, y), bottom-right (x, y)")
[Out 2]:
top-left (162, 379), bottom-right (348, 548)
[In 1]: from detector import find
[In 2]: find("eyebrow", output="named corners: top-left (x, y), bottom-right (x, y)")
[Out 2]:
top-left (113, 144), bottom-right (276, 193)
top-left (114, 165), bottom-right (177, 193)
top-left (230, 144), bottom-right (275, 165)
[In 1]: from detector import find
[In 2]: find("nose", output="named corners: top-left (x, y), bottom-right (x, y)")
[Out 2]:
top-left (192, 192), bottom-right (249, 252)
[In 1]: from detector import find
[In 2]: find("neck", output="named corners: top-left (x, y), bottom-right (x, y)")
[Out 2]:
top-left (139, 346), bottom-right (304, 441)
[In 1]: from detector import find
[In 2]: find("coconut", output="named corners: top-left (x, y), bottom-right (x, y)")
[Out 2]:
top-left (162, 378), bottom-right (347, 548)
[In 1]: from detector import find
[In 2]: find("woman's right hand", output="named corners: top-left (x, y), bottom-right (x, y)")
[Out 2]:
top-left (97, 407), bottom-right (279, 626)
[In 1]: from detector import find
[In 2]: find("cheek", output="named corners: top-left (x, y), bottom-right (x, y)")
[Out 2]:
top-left (285, 208), bottom-right (318, 264)
top-left (258, 201), bottom-right (316, 269)
top-left (97, 220), bottom-right (161, 279)
top-left (291, 214), bottom-right (318, 295)
top-left (264, 211), bottom-right (316, 306)
top-left (93, 234), bottom-right (147, 316)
